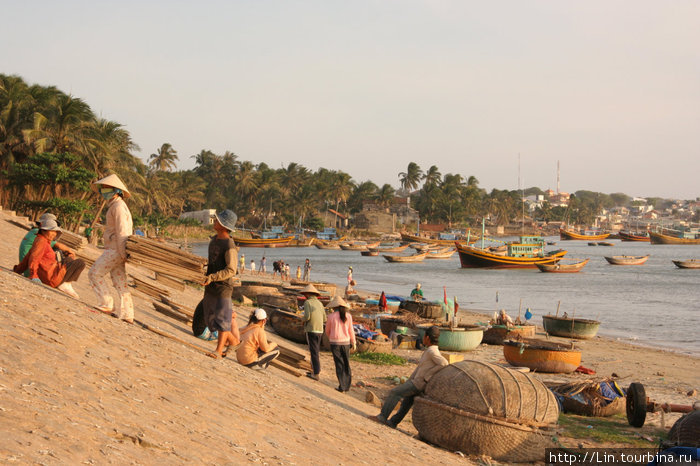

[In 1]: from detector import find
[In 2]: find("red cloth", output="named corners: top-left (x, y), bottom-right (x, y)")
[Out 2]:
top-left (13, 234), bottom-right (66, 287)
top-left (379, 291), bottom-right (387, 312)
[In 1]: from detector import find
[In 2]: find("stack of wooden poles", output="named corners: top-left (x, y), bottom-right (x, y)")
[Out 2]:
top-left (57, 230), bottom-right (86, 250)
top-left (126, 235), bottom-right (206, 283)
top-left (130, 276), bottom-right (171, 298)
top-left (151, 296), bottom-right (193, 324)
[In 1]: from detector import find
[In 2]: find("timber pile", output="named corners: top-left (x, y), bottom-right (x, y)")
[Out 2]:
top-left (130, 275), bottom-right (171, 299)
top-left (126, 235), bottom-right (206, 283)
top-left (277, 343), bottom-right (312, 373)
top-left (76, 247), bottom-right (101, 267)
top-left (159, 295), bottom-right (194, 318)
top-left (57, 229), bottom-right (86, 250)
top-left (6, 219), bottom-right (31, 231)
top-left (154, 272), bottom-right (186, 291)
top-left (151, 300), bottom-right (193, 324)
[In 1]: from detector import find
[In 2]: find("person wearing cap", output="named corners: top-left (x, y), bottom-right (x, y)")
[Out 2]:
top-left (13, 218), bottom-right (86, 298)
top-left (201, 210), bottom-right (240, 359)
top-left (88, 174), bottom-right (134, 322)
top-left (370, 325), bottom-right (448, 428)
top-left (410, 283), bottom-right (424, 301)
top-left (325, 296), bottom-right (356, 392)
top-left (301, 284), bottom-right (325, 381)
top-left (236, 308), bottom-right (279, 369)
top-left (18, 213), bottom-right (77, 272)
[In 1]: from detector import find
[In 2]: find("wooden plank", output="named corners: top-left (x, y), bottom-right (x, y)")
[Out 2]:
top-left (269, 360), bottom-right (303, 377)
top-left (152, 301), bottom-right (192, 324)
top-left (154, 272), bottom-right (186, 291)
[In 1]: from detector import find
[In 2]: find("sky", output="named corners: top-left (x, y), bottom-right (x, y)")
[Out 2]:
top-left (4, 1), bottom-right (699, 199)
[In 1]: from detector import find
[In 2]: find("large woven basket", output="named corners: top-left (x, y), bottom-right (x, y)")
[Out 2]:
top-left (412, 360), bottom-right (559, 463)
top-left (665, 410), bottom-right (700, 448)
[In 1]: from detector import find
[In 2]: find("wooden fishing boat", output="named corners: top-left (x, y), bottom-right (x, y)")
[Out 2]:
top-left (649, 231), bottom-right (700, 245)
top-left (619, 230), bottom-right (650, 242)
top-left (354, 336), bottom-right (393, 354)
top-left (560, 228), bottom-right (610, 241)
top-left (383, 252), bottom-right (428, 263)
top-left (314, 242), bottom-right (341, 250)
top-left (267, 309), bottom-right (307, 344)
top-left (588, 242), bottom-right (597, 246)
top-left (542, 315), bottom-right (600, 339)
top-left (536, 258), bottom-right (589, 273)
top-left (503, 338), bottom-right (581, 373)
top-left (360, 250), bottom-right (379, 256)
top-left (597, 242), bottom-right (614, 247)
top-left (482, 324), bottom-right (536, 345)
top-left (604, 255), bottom-right (649, 265)
top-left (425, 248), bottom-right (456, 259)
top-left (371, 244), bottom-right (409, 253)
top-left (456, 236), bottom-right (567, 269)
top-left (234, 236), bottom-right (294, 248)
top-left (400, 232), bottom-right (459, 245)
top-left (672, 259), bottom-right (700, 269)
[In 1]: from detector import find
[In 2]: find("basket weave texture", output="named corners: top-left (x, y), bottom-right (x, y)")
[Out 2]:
top-left (412, 360), bottom-right (559, 463)
top-left (666, 410), bottom-right (700, 448)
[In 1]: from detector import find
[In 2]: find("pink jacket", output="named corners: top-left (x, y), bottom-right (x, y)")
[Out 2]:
top-left (325, 311), bottom-right (356, 346)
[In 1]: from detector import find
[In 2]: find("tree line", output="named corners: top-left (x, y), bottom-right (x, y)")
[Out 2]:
top-left (1, 74), bottom-right (671, 232)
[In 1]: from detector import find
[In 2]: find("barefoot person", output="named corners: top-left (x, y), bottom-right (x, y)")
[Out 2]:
top-left (13, 217), bottom-right (86, 298)
top-left (201, 210), bottom-right (240, 359)
top-left (371, 325), bottom-right (447, 428)
top-left (301, 284), bottom-right (325, 381)
top-left (236, 308), bottom-right (279, 369)
top-left (325, 296), bottom-right (356, 392)
top-left (88, 174), bottom-right (134, 323)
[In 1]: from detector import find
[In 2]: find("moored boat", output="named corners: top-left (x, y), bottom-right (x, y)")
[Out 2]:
top-left (503, 338), bottom-right (581, 373)
top-left (383, 252), bottom-right (428, 263)
top-left (649, 230), bottom-right (700, 245)
top-left (597, 242), bottom-right (614, 246)
top-left (267, 309), bottom-right (307, 344)
top-left (360, 250), bottom-right (379, 256)
top-left (604, 255), bottom-right (649, 265)
top-left (371, 244), bottom-right (409, 253)
top-left (339, 241), bottom-right (381, 251)
top-left (482, 324), bottom-right (536, 345)
top-left (456, 235), bottom-right (567, 269)
top-left (400, 232), bottom-right (462, 245)
top-left (314, 242), bottom-right (341, 250)
top-left (560, 228), bottom-right (610, 241)
top-left (234, 235), bottom-right (294, 248)
top-left (536, 258), bottom-right (589, 273)
top-left (619, 230), bottom-right (650, 242)
top-left (542, 315), bottom-right (600, 339)
top-left (425, 248), bottom-right (456, 259)
top-left (672, 259), bottom-right (700, 269)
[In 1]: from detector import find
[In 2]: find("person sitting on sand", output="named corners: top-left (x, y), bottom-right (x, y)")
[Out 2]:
top-left (18, 213), bottom-right (78, 277)
top-left (371, 326), bottom-right (447, 428)
top-left (201, 210), bottom-right (240, 359)
top-left (493, 309), bottom-right (514, 327)
top-left (236, 308), bottom-right (279, 369)
top-left (13, 217), bottom-right (86, 299)
top-left (410, 283), bottom-right (424, 301)
top-left (325, 296), bottom-right (356, 392)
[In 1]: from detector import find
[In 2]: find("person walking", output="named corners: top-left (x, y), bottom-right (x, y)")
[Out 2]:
top-left (370, 326), bottom-right (448, 428)
top-left (325, 296), bottom-right (356, 392)
top-left (302, 258), bottom-right (311, 281)
top-left (301, 284), bottom-right (325, 380)
top-left (201, 210), bottom-right (240, 359)
top-left (239, 253), bottom-right (245, 274)
top-left (250, 259), bottom-right (256, 275)
top-left (88, 174), bottom-right (134, 323)
top-left (259, 256), bottom-right (267, 275)
top-left (236, 308), bottom-right (280, 369)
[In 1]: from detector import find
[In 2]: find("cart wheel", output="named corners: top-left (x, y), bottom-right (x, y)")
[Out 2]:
top-left (192, 300), bottom-right (206, 337)
top-left (626, 382), bottom-right (647, 427)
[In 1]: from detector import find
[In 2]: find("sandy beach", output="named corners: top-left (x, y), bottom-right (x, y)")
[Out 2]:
top-left (1, 209), bottom-right (698, 464)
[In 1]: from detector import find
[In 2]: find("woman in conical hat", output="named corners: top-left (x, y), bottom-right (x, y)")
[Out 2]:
top-left (325, 295), bottom-right (356, 392)
top-left (88, 174), bottom-right (134, 323)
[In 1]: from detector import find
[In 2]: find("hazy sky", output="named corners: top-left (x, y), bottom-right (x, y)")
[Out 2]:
top-left (4, 1), bottom-right (699, 199)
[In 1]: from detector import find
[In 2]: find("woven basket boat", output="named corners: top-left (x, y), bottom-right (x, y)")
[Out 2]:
top-left (412, 360), bottom-right (559, 463)
top-left (482, 324), bottom-right (536, 345)
top-left (503, 338), bottom-right (581, 373)
top-left (354, 336), bottom-right (393, 353)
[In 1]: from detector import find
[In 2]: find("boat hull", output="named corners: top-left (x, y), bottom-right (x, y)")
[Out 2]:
top-left (542, 315), bottom-right (600, 339)
top-left (503, 339), bottom-right (581, 373)
top-left (234, 236), bottom-right (294, 248)
top-left (604, 255), bottom-right (649, 265)
top-left (559, 229), bottom-right (610, 241)
top-left (619, 231), bottom-right (650, 242)
top-left (456, 243), bottom-right (567, 269)
top-left (482, 324), bottom-right (536, 345)
top-left (536, 259), bottom-right (589, 273)
top-left (383, 252), bottom-right (428, 263)
top-left (672, 260), bottom-right (700, 269)
top-left (649, 231), bottom-right (700, 245)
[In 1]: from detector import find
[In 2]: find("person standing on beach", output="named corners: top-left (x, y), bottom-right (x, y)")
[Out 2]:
top-left (239, 253), bottom-right (245, 274)
top-left (347, 266), bottom-right (353, 286)
top-left (371, 326), bottom-right (447, 428)
top-left (201, 210), bottom-right (240, 359)
top-left (88, 174), bottom-right (134, 323)
top-left (303, 258), bottom-right (311, 281)
top-left (325, 296), bottom-right (356, 392)
top-left (260, 256), bottom-right (266, 275)
top-left (301, 284), bottom-right (325, 381)
top-left (250, 259), bottom-right (256, 275)
top-left (296, 265), bottom-right (301, 280)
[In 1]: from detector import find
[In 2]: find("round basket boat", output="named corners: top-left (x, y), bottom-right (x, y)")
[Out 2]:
top-left (233, 285), bottom-right (281, 301)
top-left (665, 410), bottom-right (700, 448)
top-left (268, 309), bottom-right (306, 344)
top-left (438, 325), bottom-right (484, 351)
top-left (482, 324), bottom-right (536, 345)
top-left (399, 300), bottom-right (444, 319)
top-left (542, 315), bottom-right (600, 340)
top-left (412, 360), bottom-right (559, 463)
top-left (354, 336), bottom-right (393, 353)
top-left (503, 338), bottom-right (581, 373)
top-left (256, 293), bottom-right (298, 310)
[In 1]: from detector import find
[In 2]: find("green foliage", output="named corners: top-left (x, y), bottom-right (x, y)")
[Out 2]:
top-left (304, 217), bottom-right (324, 230)
top-left (350, 352), bottom-right (407, 366)
top-left (558, 414), bottom-right (664, 447)
top-left (7, 152), bottom-right (94, 191)
top-left (18, 197), bottom-right (91, 225)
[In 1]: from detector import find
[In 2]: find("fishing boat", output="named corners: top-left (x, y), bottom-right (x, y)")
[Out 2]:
top-left (383, 252), bottom-right (428, 263)
top-left (672, 259), bottom-right (700, 269)
top-left (267, 309), bottom-right (307, 344)
top-left (588, 242), bottom-right (597, 246)
top-left (360, 250), bottom-right (379, 257)
top-left (559, 228), bottom-right (610, 241)
top-left (455, 235), bottom-right (567, 269)
top-left (604, 255), bottom-right (650, 265)
top-left (503, 338), bottom-right (581, 373)
top-left (314, 241), bottom-right (341, 250)
top-left (619, 230), bottom-right (650, 242)
top-left (354, 336), bottom-right (393, 354)
top-left (339, 241), bottom-right (380, 251)
top-left (400, 232), bottom-right (458, 245)
top-left (233, 236), bottom-right (294, 248)
top-left (597, 242), bottom-right (614, 247)
top-left (371, 244), bottom-right (409, 253)
top-left (542, 315), bottom-right (600, 339)
top-left (482, 324), bottom-right (536, 345)
top-left (425, 248), bottom-right (456, 259)
top-left (536, 258), bottom-right (589, 273)
top-left (649, 230), bottom-right (700, 245)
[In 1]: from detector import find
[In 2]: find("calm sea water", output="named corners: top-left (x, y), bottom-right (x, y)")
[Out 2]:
top-left (193, 238), bottom-right (700, 355)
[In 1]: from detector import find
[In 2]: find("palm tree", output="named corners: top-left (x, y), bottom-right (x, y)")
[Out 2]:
top-left (399, 162), bottom-right (423, 193)
top-left (149, 143), bottom-right (178, 172)
top-left (377, 184), bottom-right (396, 207)
top-left (23, 92), bottom-right (93, 155)
top-left (423, 165), bottom-right (441, 187)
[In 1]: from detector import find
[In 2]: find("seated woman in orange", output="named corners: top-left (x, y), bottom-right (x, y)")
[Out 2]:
top-left (235, 308), bottom-right (280, 369)
top-left (13, 218), bottom-right (86, 298)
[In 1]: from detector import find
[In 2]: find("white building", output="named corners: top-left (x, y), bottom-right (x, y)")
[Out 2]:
top-left (179, 209), bottom-right (217, 225)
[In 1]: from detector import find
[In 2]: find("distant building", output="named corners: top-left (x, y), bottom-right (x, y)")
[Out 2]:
top-left (179, 209), bottom-right (217, 225)
top-left (355, 196), bottom-right (419, 232)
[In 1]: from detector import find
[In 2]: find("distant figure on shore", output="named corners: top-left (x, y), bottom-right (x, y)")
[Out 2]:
top-left (303, 258), bottom-right (311, 281)
top-left (88, 174), bottom-right (134, 323)
top-left (236, 308), bottom-right (279, 369)
top-left (347, 266), bottom-right (353, 286)
top-left (260, 256), bottom-right (267, 275)
top-left (200, 210), bottom-right (240, 359)
top-left (371, 325), bottom-right (447, 428)
top-left (410, 283), bottom-right (424, 301)
top-left (272, 260), bottom-right (281, 279)
top-left (14, 217), bottom-right (86, 299)
top-left (301, 284), bottom-right (325, 381)
top-left (325, 296), bottom-right (356, 392)
top-left (239, 254), bottom-right (245, 274)
top-left (296, 265), bottom-right (301, 280)
top-left (250, 259), bottom-right (256, 275)
top-left (284, 263), bottom-right (291, 281)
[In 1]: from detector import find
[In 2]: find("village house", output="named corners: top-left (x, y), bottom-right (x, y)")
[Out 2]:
top-left (353, 197), bottom-right (419, 233)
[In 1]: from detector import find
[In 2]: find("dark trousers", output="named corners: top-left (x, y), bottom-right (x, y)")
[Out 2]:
top-left (379, 380), bottom-right (421, 427)
top-left (306, 332), bottom-right (323, 375)
top-left (62, 257), bottom-right (86, 283)
top-left (330, 344), bottom-right (352, 391)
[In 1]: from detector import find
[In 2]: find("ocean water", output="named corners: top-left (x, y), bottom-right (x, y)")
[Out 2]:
top-left (193, 238), bottom-right (700, 355)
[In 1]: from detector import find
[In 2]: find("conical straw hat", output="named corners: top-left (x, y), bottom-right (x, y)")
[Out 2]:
top-left (326, 295), bottom-right (351, 310)
top-left (92, 174), bottom-right (131, 199)
top-left (300, 284), bottom-right (321, 295)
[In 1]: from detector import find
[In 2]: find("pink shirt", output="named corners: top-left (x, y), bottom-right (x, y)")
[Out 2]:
top-left (325, 311), bottom-right (356, 346)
